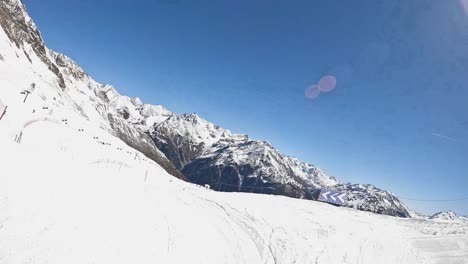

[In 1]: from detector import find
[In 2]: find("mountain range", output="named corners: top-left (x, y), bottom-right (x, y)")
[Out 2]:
top-left (0, 0), bottom-right (418, 217)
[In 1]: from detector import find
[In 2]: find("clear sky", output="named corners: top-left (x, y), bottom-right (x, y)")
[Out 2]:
top-left (24, 0), bottom-right (468, 215)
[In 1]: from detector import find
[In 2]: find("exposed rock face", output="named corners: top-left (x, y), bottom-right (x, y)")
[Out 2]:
top-left (107, 113), bottom-right (186, 180)
top-left (51, 51), bottom-right (88, 80)
top-left (0, 0), bottom-right (65, 88)
top-left (150, 113), bottom-right (230, 169)
top-left (333, 183), bottom-right (412, 217)
top-left (181, 136), bottom-right (319, 199)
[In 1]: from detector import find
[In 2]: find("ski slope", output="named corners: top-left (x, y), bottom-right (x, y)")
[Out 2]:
top-left (0, 1), bottom-right (467, 261)
top-left (0, 96), bottom-right (467, 264)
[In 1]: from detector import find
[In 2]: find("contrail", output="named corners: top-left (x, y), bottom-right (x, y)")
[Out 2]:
top-left (431, 133), bottom-right (456, 141)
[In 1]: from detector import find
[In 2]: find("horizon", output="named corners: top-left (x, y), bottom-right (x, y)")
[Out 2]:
top-left (23, 0), bottom-right (468, 215)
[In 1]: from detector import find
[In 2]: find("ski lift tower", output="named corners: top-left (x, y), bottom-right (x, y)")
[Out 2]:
top-left (22, 83), bottom-right (36, 103)
top-left (0, 98), bottom-right (7, 120)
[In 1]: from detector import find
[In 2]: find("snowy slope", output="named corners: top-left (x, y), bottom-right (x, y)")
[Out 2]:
top-left (0, 0), bottom-right (184, 180)
top-left (1, 102), bottom-right (467, 264)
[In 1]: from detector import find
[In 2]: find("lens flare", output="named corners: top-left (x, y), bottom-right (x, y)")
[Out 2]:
top-left (305, 85), bottom-right (320, 99)
top-left (318, 75), bottom-right (337, 92)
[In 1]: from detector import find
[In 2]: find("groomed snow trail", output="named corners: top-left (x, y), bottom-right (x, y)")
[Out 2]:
top-left (1, 113), bottom-right (467, 264)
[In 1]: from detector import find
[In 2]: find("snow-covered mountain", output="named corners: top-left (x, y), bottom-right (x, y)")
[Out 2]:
top-left (429, 211), bottom-right (468, 222)
top-left (150, 113), bottom-right (233, 169)
top-left (148, 112), bottom-right (412, 217)
top-left (1, 0), bottom-right (410, 217)
top-left (0, 0), bottom-right (184, 180)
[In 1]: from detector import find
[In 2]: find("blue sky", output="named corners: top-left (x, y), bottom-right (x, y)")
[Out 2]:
top-left (24, 0), bottom-right (468, 215)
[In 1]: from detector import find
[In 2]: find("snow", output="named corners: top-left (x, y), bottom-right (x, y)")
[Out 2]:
top-left (0, 98), bottom-right (5, 114)
top-left (155, 113), bottom-right (233, 148)
top-left (194, 136), bottom-right (339, 189)
top-left (0, 53), bottom-right (466, 262)
top-left (1, 2), bottom-right (468, 262)
top-left (1, 110), bottom-right (467, 264)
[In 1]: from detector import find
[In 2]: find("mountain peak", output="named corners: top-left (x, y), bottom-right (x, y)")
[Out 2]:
top-left (430, 211), bottom-right (467, 222)
top-left (132, 97), bottom-right (143, 106)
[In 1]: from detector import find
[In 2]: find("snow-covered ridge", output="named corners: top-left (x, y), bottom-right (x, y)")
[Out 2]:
top-left (50, 50), bottom-right (88, 80)
top-left (429, 211), bottom-right (468, 222)
top-left (196, 136), bottom-right (339, 188)
top-left (155, 113), bottom-right (233, 147)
